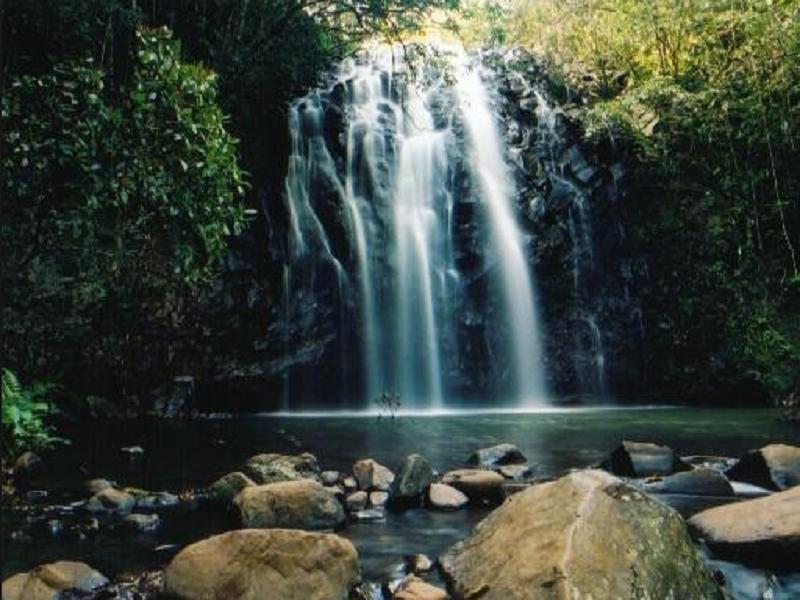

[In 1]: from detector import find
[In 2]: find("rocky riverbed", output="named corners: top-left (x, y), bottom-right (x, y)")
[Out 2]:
top-left (2, 409), bottom-right (800, 598)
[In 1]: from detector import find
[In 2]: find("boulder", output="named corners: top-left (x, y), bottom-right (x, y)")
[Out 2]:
top-left (353, 459), bottom-right (395, 491)
top-left (602, 441), bottom-right (691, 477)
top-left (440, 470), bottom-right (722, 600)
top-left (243, 452), bottom-right (320, 485)
top-left (346, 491), bottom-right (368, 511)
top-left (208, 471), bottom-right (255, 505)
top-left (467, 443), bottom-right (527, 467)
top-left (351, 509), bottom-right (385, 522)
top-left (725, 444), bottom-right (800, 491)
top-left (389, 454), bottom-right (434, 506)
top-left (688, 485), bottom-right (800, 571)
top-left (440, 469), bottom-right (504, 501)
top-left (428, 483), bottom-right (468, 510)
top-left (234, 480), bottom-right (345, 530)
top-left (393, 575), bottom-right (447, 600)
top-left (2, 561), bottom-right (108, 600)
top-left (644, 468), bottom-right (734, 497)
top-left (164, 529), bottom-right (359, 600)
top-left (86, 488), bottom-right (136, 515)
top-left (343, 476), bottom-right (358, 492)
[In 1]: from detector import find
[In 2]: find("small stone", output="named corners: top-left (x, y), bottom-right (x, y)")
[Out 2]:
top-left (351, 509), bottom-right (385, 522)
top-left (496, 464), bottom-right (533, 480)
top-left (120, 446), bottom-right (145, 457)
top-left (369, 491), bottom-right (389, 508)
top-left (404, 554), bottom-right (434, 574)
top-left (342, 476), bottom-right (358, 492)
top-left (124, 513), bottom-right (161, 533)
top-left (428, 483), bottom-right (468, 510)
top-left (441, 469), bottom-right (504, 501)
top-left (321, 470), bottom-right (340, 485)
top-left (83, 479), bottom-right (114, 495)
top-left (389, 454), bottom-right (434, 507)
top-left (346, 491), bottom-right (368, 511)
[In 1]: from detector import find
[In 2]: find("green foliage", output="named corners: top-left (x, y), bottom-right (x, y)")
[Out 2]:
top-left (2, 28), bottom-right (246, 397)
top-left (376, 392), bottom-right (402, 419)
top-left (508, 0), bottom-right (800, 398)
top-left (2, 370), bottom-right (66, 455)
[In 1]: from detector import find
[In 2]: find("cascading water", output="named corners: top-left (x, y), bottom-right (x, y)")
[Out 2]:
top-left (282, 46), bottom-right (548, 409)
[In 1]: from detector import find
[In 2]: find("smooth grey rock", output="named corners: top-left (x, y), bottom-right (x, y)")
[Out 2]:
top-left (468, 443), bottom-right (527, 467)
top-left (389, 454), bottom-right (434, 506)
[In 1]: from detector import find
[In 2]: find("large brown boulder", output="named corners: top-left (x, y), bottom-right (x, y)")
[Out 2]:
top-left (440, 470), bottom-right (722, 600)
top-left (2, 561), bottom-right (108, 600)
top-left (243, 452), bottom-right (320, 485)
top-left (725, 444), bottom-right (800, 491)
top-left (688, 485), bottom-right (800, 571)
top-left (164, 529), bottom-right (359, 599)
top-left (602, 440), bottom-right (691, 477)
top-left (234, 480), bottom-right (345, 530)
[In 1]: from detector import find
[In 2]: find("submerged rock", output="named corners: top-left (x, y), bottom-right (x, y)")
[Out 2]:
top-left (428, 483), bottom-right (469, 510)
top-left (234, 480), bottom-right (345, 530)
top-left (86, 488), bottom-right (136, 515)
top-left (393, 575), bottom-right (447, 600)
top-left (353, 459), bottom-right (395, 491)
top-left (208, 471), bottom-right (255, 505)
top-left (243, 452), bottom-right (320, 485)
top-left (467, 443), bottom-right (527, 467)
top-left (440, 470), bottom-right (722, 599)
top-left (2, 561), bottom-right (108, 600)
top-left (440, 469), bottom-right (504, 501)
top-left (644, 468), bottom-right (734, 497)
top-left (164, 529), bottom-right (359, 600)
top-left (689, 485), bottom-right (800, 571)
top-left (725, 444), bottom-right (800, 491)
top-left (389, 454), bottom-right (434, 506)
top-left (602, 440), bottom-right (691, 477)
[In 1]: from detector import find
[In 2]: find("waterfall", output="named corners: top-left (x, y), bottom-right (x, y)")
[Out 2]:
top-left (283, 46), bottom-right (548, 409)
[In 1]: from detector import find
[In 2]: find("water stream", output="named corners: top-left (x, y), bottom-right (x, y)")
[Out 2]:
top-left (283, 47), bottom-right (548, 408)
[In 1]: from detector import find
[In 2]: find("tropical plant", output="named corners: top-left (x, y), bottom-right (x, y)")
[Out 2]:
top-left (376, 392), bottom-right (402, 419)
top-left (1, 370), bottom-right (66, 455)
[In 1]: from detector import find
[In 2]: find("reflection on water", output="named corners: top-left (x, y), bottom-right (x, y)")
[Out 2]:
top-left (4, 407), bottom-right (800, 597)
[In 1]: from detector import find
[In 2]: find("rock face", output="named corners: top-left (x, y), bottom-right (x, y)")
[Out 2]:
top-left (689, 485), bottom-right (800, 571)
top-left (725, 444), bottom-right (800, 491)
top-left (602, 441), bottom-right (691, 477)
top-left (85, 488), bottom-right (136, 515)
top-left (2, 561), bottom-right (108, 600)
top-left (644, 468), bottom-right (734, 497)
top-left (164, 529), bottom-right (359, 600)
top-left (440, 470), bottom-right (722, 600)
top-left (440, 469), bottom-right (504, 501)
top-left (234, 480), bottom-right (345, 530)
top-left (243, 452), bottom-right (320, 485)
top-left (428, 483), bottom-right (469, 510)
top-left (390, 454), bottom-right (435, 506)
top-left (353, 459), bottom-right (395, 491)
top-left (208, 471), bottom-right (255, 505)
top-left (468, 443), bottom-right (527, 467)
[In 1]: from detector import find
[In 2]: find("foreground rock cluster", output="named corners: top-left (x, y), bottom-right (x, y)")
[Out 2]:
top-left (4, 440), bottom-right (799, 599)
